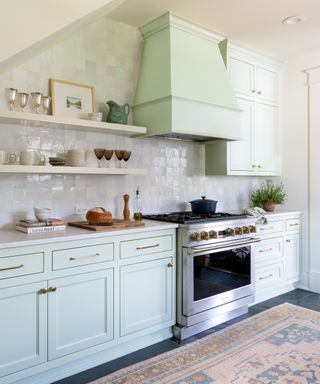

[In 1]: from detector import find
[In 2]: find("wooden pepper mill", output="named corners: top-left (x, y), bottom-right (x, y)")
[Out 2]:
top-left (123, 194), bottom-right (130, 221)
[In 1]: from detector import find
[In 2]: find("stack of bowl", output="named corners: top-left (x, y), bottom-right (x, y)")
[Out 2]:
top-left (67, 150), bottom-right (85, 167)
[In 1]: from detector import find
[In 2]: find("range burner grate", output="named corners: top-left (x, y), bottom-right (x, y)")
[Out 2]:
top-left (143, 211), bottom-right (247, 224)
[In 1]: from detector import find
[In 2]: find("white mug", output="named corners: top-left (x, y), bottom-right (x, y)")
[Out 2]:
top-left (20, 150), bottom-right (36, 165)
top-left (0, 150), bottom-right (6, 165)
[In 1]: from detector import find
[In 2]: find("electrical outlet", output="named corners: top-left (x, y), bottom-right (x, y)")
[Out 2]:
top-left (74, 207), bottom-right (87, 215)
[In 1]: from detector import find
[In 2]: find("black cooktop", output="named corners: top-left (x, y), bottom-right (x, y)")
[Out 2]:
top-left (142, 211), bottom-right (247, 224)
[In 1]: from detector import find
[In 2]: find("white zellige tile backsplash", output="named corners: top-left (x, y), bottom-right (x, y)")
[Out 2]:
top-left (0, 17), bottom-right (263, 229)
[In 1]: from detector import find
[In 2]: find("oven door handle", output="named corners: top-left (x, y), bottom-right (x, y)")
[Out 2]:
top-left (185, 238), bottom-right (261, 255)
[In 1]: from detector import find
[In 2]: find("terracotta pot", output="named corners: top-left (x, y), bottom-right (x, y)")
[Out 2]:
top-left (262, 201), bottom-right (276, 212)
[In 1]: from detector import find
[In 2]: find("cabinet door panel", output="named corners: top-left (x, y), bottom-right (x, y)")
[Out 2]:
top-left (256, 66), bottom-right (279, 104)
top-left (48, 269), bottom-right (113, 360)
top-left (255, 103), bottom-right (279, 172)
top-left (229, 57), bottom-right (255, 97)
top-left (229, 97), bottom-right (254, 171)
top-left (284, 234), bottom-right (300, 281)
top-left (0, 282), bottom-right (47, 377)
top-left (120, 258), bottom-right (173, 336)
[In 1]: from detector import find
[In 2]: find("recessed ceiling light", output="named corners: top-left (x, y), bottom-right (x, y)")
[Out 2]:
top-left (282, 15), bottom-right (306, 25)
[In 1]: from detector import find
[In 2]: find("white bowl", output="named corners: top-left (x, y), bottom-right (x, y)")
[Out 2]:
top-left (34, 208), bottom-right (52, 222)
top-left (88, 112), bottom-right (102, 122)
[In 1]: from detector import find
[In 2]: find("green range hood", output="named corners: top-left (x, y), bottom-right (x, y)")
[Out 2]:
top-left (133, 13), bottom-right (242, 142)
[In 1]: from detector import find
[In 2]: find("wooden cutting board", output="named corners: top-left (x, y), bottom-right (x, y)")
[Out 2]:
top-left (68, 219), bottom-right (145, 231)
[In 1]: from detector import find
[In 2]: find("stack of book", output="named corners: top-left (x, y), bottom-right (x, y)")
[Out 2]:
top-left (16, 219), bottom-right (66, 234)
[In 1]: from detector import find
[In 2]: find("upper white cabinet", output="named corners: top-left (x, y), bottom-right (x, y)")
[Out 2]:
top-left (256, 67), bottom-right (279, 104)
top-left (206, 47), bottom-right (282, 176)
top-left (229, 57), bottom-right (279, 104)
top-left (229, 57), bottom-right (255, 98)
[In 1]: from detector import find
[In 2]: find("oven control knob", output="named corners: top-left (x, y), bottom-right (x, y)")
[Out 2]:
top-left (201, 231), bottom-right (210, 241)
top-left (209, 230), bottom-right (218, 239)
top-left (226, 228), bottom-right (235, 236)
top-left (191, 232), bottom-right (201, 242)
top-left (249, 225), bottom-right (256, 233)
top-left (242, 226), bottom-right (250, 234)
top-left (235, 227), bottom-right (243, 235)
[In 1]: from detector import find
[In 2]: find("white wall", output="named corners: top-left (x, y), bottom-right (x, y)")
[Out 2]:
top-left (0, 17), bottom-right (264, 229)
top-left (282, 50), bottom-right (320, 290)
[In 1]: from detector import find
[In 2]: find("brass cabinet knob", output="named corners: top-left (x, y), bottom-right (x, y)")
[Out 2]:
top-left (48, 286), bottom-right (57, 293)
top-left (257, 91), bottom-right (262, 95)
top-left (252, 164), bottom-right (256, 168)
top-left (258, 165), bottom-right (262, 168)
top-left (251, 90), bottom-right (256, 93)
top-left (242, 226), bottom-right (250, 234)
top-left (38, 288), bottom-right (48, 295)
top-left (167, 262), bottom-right (174, 268)
top-left (201, 231), bottom-right (210, 240)
top-left (209, 230), bottom-right (218, 239)
top-left (191, 232), bottom-right (201, 242)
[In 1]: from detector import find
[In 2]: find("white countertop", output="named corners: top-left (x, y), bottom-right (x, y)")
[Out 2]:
top-left (0, 220), bottom-right (178, 249)
top-left (262, 210), bottom-right (302, 218)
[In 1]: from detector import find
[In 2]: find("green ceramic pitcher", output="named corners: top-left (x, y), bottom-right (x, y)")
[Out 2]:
top-left (106, 100), bottom-right (130, 124)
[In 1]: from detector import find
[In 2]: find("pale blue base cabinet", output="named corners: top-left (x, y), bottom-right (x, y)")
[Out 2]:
top-left (0, 228), bottom-right (176, 384)
top-left (253, 212), bottom-right (301, 304)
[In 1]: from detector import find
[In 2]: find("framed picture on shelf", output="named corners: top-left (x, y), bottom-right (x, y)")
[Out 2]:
top-left (50, 79), bottom-right (95, 118)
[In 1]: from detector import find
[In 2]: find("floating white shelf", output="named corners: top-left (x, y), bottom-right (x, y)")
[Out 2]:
top-left (0, 165), bottom-right (147, 176)
top-left (0, 110), bottom-right (146, 137)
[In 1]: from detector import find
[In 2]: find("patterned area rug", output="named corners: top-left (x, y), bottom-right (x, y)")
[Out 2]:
top-left (90, 303), bottom-right (320, 384)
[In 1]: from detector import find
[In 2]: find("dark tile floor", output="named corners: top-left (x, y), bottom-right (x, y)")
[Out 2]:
top-left (54, 289), bottom-right (320, 384)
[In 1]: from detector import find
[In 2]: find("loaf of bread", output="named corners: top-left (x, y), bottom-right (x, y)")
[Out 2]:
top-left (86, 207), bottom-right (112, 225)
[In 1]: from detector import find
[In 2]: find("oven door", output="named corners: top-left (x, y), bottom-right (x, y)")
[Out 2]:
top-left (182, 238), bottom-right (260, 317)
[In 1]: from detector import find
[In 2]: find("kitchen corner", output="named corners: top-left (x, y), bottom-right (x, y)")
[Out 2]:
top-left (0, 4), bottom-right (310, 384)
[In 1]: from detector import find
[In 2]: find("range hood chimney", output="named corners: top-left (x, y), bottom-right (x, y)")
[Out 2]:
top-left (133, 13), bottom-right (241, 142)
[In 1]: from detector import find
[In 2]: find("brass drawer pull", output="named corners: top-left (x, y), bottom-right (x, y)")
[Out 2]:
top-left (259, 273), bottom-right (273, 280)
top-left (289, 223), bottom-right (299, 226)
top-left (257, 91), bottom-right (262, 95)
top-left (167, 262), bottom-right (174, 268)
top-left (69, 253), bottom-right (101, 261)
top-left (260, 227), bottom-right (274, 231)
top-left (0, 264), bottom-right (24, 272)
top-left (47, 286), bottom-right (57, 293)
top-left (259, 247), bottom-right (273, 253)
top-left (136, 243), bottom-right (160, 250)
top-left (38, 288), bottom-right (48, 295)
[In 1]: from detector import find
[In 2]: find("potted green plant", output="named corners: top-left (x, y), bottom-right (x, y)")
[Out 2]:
top-left (250, 179), bottom-right (287, 212)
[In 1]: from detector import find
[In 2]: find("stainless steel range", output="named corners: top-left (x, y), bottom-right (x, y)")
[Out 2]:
top-left (143, 212), bottom-right (260, 339)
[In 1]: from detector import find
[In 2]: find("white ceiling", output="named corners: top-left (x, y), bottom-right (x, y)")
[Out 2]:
top-left (109, 0), bottom-right (320, 60)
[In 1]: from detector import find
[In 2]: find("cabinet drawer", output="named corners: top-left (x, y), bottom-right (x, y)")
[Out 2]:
top-left (120, 235), bottom-right (173, 259)
top-left (285, 218), bottom-right (300, 232)
top-left (0, 253), bottom-right (44, 279)
top-left (255, 262), bottom-right (283, 288)
top-left (256, 220), bottom-right (284, 235)
top-left (52, 243), bottom-right (114, 270)
top-left (254, 237), bottom-right (282, 264)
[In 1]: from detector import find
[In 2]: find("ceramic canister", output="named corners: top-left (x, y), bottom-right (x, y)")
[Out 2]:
top-left (0, 150), bottom-right (6, 164)
top-left (20, 150), bottom-right (36, 165)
